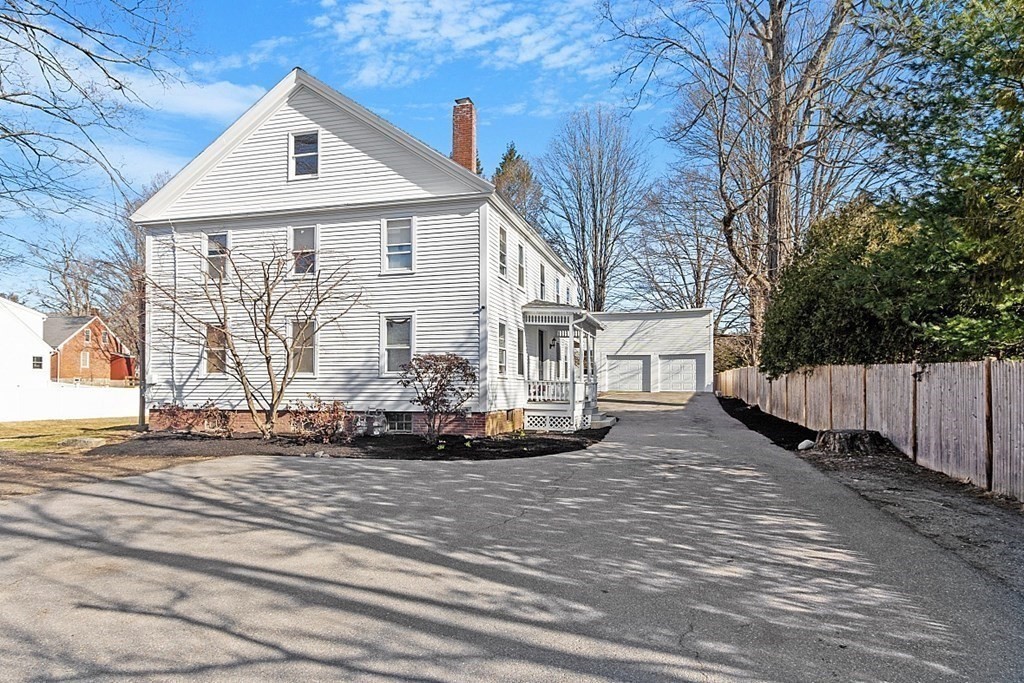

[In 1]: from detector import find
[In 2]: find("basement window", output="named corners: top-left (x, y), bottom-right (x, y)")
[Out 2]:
top-left (386, 412), bottom-right (413, 433)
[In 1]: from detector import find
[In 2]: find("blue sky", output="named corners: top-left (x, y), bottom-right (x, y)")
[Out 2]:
top-left (124, 0), bottom-right (671, 185)
top-left (2, 0), bottom-right (675, 301)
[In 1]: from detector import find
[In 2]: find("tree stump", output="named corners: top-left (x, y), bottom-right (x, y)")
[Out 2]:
top-left (816, 430), bottom-right (889, 455)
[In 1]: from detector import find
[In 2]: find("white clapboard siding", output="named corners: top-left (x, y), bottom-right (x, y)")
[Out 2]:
top-left (484, 201), bottom-right (575, 412)
top-left (164, 86), bottom-right (475, 220)
top-left (146, 200), bottom-right (483, 412)
top-left (594, 311), bottom-right (714, 392)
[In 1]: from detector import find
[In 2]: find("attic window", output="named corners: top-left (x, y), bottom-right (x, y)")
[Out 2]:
top-left (291, 132), bottom-right (319, 178)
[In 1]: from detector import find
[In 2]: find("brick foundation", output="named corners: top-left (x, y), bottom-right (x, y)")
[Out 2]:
top-left (148, 408), bottom-right (523, 437)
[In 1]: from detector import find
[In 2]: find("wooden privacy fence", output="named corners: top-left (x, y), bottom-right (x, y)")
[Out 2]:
top-left (717, 361), bottom-right (1024, 501)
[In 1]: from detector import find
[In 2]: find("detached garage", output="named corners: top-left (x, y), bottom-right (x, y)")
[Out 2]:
top-left (594, 310), bottom-right (714, 393)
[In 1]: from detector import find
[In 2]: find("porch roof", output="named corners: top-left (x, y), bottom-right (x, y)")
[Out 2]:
top-left (521, 300), bottom-right (605, 332)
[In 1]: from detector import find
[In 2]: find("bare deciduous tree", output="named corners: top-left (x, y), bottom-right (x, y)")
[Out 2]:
top-left (0, 0), bottom-right (187, 217)
top-left (629, 171), bottom-right (745, 331)
top-left (95, 173), bottom-right (170, 358)
top-left (148, 243), bottom-right (359, 438)
top-left (538, 106), bottom-right (649, 311)
top-left (604, 0), bottom-right (893, 355)
top-left (32, 228), bottom-right (98, 315)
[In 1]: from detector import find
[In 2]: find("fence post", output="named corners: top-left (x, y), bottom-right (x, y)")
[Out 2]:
top-left (827, 365), bottom-right (834, 431)
top-left (911, 361), bottom-right (919, 463)
top-left (862, 364), bottom-right (868, 430)
top-left (985, 357), bottom-right (994, 491)
top-left (803, 370), bottom-right (808, 427)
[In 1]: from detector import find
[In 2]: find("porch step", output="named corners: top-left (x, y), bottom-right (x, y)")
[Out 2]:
top-left (588, 413), bottom-right (618, 429)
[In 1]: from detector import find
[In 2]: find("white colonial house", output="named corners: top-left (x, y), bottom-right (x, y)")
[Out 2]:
top-left (133, 68), bottom-right (713, 435)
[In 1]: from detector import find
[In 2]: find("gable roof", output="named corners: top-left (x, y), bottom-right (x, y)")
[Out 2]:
top-left (132, 68), bottom-right (493, 224)
top-left (43, 316), bottom-right (96, 348)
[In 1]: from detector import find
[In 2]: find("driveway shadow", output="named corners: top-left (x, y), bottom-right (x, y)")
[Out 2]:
top-left (0, 396), bottom-right (1017, 681)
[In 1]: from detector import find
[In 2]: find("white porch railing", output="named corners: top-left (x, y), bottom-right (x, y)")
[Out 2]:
top-left (527, 380), bottom-right (571, 403)
top-left (527, 379), bottom-right (599, 404)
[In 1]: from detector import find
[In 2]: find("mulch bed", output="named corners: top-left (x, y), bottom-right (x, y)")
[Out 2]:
top-left (88, 427), bottom-right (611, 461)
top-left (716, 396), bottom-right (816, 450)
top-left (717, 394), bottom-right (1024, 596)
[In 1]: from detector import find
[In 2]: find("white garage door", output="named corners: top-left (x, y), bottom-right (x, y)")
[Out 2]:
top-left (606, 355), bottom-right (648, 392)
top-left (661, 355), bottom-right (699, 392)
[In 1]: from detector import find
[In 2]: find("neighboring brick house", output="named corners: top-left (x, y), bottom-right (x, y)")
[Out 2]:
top-left (43, 315), bottom-right (132, 384)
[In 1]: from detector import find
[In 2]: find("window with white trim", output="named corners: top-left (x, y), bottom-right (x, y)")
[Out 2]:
top-left (384, 217), bottom-right (413, 271)
top-left (101, 331), bottom-right (109, 346)
top-left (291, 131), bottom-right (318, 177)
top-left (555, 277), bottom-right (561, 303)
top-left (206, 324), bottom-right (227, 375)
top-left (83, 328), bottom-right (91, 344)
top-left (384, 316), bottom-right (412, 373)
top-left (291, 320), bottom-right (316, 375)
top-left (291, 226), bottom-right (316, 275)
top-left (498, 226), bottom-right (508, 277)
top-left (517, 243), bottom-right (526, 288)
top-left (386, 412), bottom-right (413, 433)
top-left (498, 322), bottom-right (507, 375)
top-left (207, 233), bottom-right (228, 282)
top-left (517, 328), bottom-right (525, 376)
top-left (80, 351), bottom-right (90, 369)
top-left (32, 356), bottom-right (43, 370)
top-left (539, 263), bottom-right (546, 300)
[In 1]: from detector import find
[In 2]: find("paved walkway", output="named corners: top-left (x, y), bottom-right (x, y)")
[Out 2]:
top-left (0, 394), bottom-right (1021, 681)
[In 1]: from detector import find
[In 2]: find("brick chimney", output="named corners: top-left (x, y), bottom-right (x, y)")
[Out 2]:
top-left (452, 97), bottom-right (477, 173)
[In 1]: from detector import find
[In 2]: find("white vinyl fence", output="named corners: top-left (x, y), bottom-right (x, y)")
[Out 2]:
top-left (718, 360), bottom-right (1023, 502)
top-left (0, 383), bottom-right (138, 422)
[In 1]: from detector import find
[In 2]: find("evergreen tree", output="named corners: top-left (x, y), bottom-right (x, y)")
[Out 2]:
top-left (491, 142), bottom-right (545, 228)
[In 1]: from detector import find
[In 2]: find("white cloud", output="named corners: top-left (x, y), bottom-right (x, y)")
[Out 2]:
top-left (192, 36), bottom-right (296, 76)
top-left (316, 0), bottom-right (610, 88)
top-left (102, 141), bottom-right (193, 185)
top-left (129, 75), bottom-right (267, 124)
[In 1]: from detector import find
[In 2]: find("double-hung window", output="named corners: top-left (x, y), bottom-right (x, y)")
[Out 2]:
top-left (206, 325), bottom-right (227, 374)
top-left (291, 320), bottom-right (316, 375)
top-left (80, 351), bottom-right (90, 369)
top-left (32, 356), bottom-right (43, 370)
top-left (384, 316), bottom-right (412, 374)
top-left (539, 263), bottom-right (546, 300)
top-left (291, 131), bottom-right (319, 178)
top-left (498, 226), bottom-right (508, 277)
top-left (101, 331), bottom-right (109, 347)
top-left (517, 244), bottom-right (526, 288)
top-left (516, 328), bottom-right (525, 376)
top-left (291, 226), bottom-right (316, 275)
top-left (384, 217), bottom-right (413, 272)
top-left (555, 277), bottom-right (561, 303)
top-left (83, 329), bottom-right (91, 344)
top-left (498, 322), bottom-right (507, 375)
top-left (207, 233), bottom-right (228, 282)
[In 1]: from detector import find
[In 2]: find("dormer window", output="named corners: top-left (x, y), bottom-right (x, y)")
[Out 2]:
top-left (290, 131), bottom-right (319, 178)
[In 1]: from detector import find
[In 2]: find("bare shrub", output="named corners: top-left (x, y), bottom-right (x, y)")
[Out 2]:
top-left (397, 354), bottom-right (477, 445)
top-left (197, 401), bottom-right (232, 438)
top-left (290, 395), bottom-right (349, 445)
top-left (156, 402), bottom-right (200, 433)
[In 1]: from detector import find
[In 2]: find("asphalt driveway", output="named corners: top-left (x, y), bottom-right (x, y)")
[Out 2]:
top-left (1, 394), bottom-right (1022, 682)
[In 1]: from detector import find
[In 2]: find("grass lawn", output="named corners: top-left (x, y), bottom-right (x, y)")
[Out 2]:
top-left (0, 417), bottom-right (139, 453)
top-left (0, 417), bottom-right (214, 500)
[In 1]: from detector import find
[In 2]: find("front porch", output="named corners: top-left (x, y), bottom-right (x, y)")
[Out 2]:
top-left (521, 301), bottom-right (605, 432)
